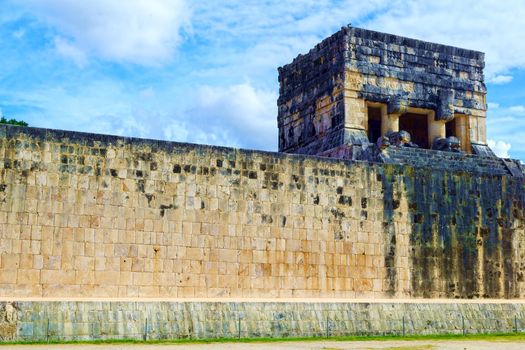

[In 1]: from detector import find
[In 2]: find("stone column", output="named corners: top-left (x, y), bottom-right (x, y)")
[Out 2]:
top-left (383, 113), bottom-right (399, 135)
top-left (344, 97), bottom-right (367, 130)
top-left (387, 96), bottom-right (406, 135)
top-left (454, 114), bottom-right (471, 153)
top-left (427, 111), bottom-right (445, 147)
top-left (477, 116), bottom-right (487, 144)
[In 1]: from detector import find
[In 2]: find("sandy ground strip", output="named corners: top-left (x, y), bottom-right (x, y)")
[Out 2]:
top-left (1, 339), bottom-right (525, 350)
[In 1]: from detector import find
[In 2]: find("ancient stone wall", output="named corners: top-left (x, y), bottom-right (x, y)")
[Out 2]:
top-left (4, 301), bottom-right (525, 341)
top-left (278, 26), bottom-right (488, 157)
top-left (0, 125), bottom-right (524, 299)
top-left (277, 31), bottom-right (347, 155)
top-left (341, 27), bottom-right (486, 122)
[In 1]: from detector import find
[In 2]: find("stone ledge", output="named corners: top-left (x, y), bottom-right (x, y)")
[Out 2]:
top-left (4, 124), bottom-right (522, 179)
top-left (3, 301), bottom-right (525, 341)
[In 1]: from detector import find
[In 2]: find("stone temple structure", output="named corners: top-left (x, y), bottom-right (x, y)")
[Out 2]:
top-left (0, 26), bottom-right (524, 341)
top-left (278, 26), bottom-right (498, 159)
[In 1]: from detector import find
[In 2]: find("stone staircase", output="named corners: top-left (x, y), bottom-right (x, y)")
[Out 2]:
top-left (378, 146), bottom-right (524, 177)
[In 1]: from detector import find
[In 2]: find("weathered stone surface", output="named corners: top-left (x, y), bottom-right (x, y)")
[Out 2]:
top-left (278, 26), bottom-right (489, 158)
top-left (0, 303), bottom-right (17, 341)
top-left (0, 125), bottom-right (524, 299)
top-left (377, 146), bottom-right (523, 177)
top-left (4, 301), bottom-right (525, 341)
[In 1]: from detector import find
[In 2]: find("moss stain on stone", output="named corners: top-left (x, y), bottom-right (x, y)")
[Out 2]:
top-left (401, 167), bottom-right (525, 298)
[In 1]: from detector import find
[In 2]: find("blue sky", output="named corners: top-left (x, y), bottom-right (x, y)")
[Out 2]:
top-left (0, 0), bottom-right (524, 160)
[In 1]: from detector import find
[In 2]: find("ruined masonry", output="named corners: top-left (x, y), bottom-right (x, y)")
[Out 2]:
top-left (278, 26), bottom-right (491, 158)
top-left (0, 26), bottom-right (524, 341)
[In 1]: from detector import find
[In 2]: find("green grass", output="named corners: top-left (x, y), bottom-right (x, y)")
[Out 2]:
top-left (3, 332), bottom-right (525, 346)
top-left (367, 347), bottom-right (434, 350)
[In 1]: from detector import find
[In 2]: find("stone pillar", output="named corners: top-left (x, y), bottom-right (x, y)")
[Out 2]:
top-left (427, 111), bottom-right (445, 147)
top-left (454, 114), bottom-right (471, 153)
top-left (383, 113), bottom-right (399, 135)
top-left (344, 97), bottom-right (367, 130)
top-left (468, 114), bottom-right (488, 146)
top-left (477, 116), bottom-right (487, 144)
top-left (387, 96), bottom-right (406, 135)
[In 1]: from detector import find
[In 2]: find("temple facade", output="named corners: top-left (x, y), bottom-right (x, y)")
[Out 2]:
top-left (278, 26), bottom-right (493, 160)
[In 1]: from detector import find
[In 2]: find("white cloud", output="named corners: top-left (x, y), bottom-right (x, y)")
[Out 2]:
top-left (1, 79), bottom-right (277, 151)
top-left (191, 1), bottom-right (525, 82)
top-left (139, 87), bottom-right (156, 99)
top-left (488, 139), bottom-right (511, 158)
top-left (54, 36), bottom-right (87, 68)
top-left (487, 75), bottom-right (513, 85)
top-left (181, 83), bottom-right (277, 150)
top-left (12, 28), bottom-right (25, 39)
top-left (487, 102), bottom-right (499, 110)
top-left (20, 0), bottom-right (191, 65)
top-left (509, 105), bottom-right (525, 114)
top-left (163, 120), bottom-right (190, 143)
top-left (190, 1), bottom-right (392, 80)
top-left (487, 105), bottom-right (525, 160)
top-left (2, 80), bottom-right (152, 138)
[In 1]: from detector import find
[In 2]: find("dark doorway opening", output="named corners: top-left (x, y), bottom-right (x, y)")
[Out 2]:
top-left (446, 118), bottom-right (456, 138)
top-left (367, 106), bottom-right (382, 143)
top-left (399, 113), bottom-right (429, 148)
